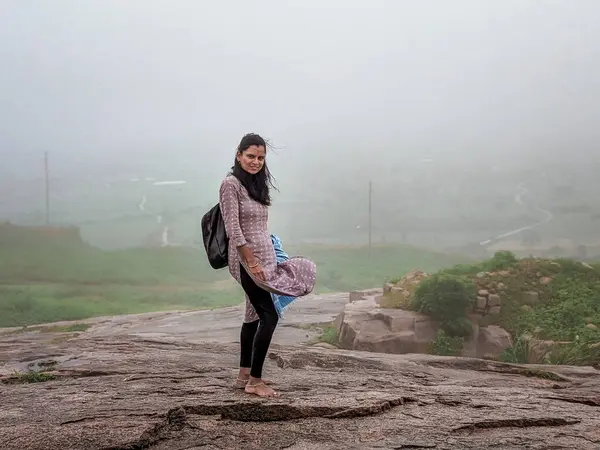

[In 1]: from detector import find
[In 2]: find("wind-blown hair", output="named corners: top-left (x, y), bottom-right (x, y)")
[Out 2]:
top-left (231, 133), bottom-right (276, 206)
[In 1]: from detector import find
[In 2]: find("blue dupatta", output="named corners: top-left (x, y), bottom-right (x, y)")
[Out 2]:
top-left (270, 234), bottom-right (297, 318)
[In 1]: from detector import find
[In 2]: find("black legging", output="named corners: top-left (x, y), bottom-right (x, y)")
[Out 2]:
top-left (239, 264), bottom-right (279, 379)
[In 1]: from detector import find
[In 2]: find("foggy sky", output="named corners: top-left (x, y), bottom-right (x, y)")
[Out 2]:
top-left (2, 0), bottom-right (600, 179)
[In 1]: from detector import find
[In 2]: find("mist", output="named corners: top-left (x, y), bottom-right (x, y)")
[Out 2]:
top-left (4, 3), bottom-right (600, 430)
top-left (2, 0), bottom-right (600, 252)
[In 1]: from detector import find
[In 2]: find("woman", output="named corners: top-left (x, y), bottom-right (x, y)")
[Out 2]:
top-left (219, 133), bottom-right (317, 398)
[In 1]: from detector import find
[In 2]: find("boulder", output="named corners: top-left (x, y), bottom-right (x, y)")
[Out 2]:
top-left (390, 286), bottom-right (411, 299)
top-left (380, 270), bottom-right (429, 309)
top-left (400, 269), bottom-right (429, 285)
top-left (349, 288), bottom-right (383, 303)
top-left (528, 339), bottom-right (552, 363)
top-left (336, 295), bottom-right (439, 354)
top-left (489, 306), bottom-right (501, 315)
top-left (477, 325), bottom-right (512, 359)
top-left (488, 294), bottom-right (501, 307)
top-left (383, 282), bottom-right (394, 294)
top-left (475, 296), bottom-right (487, 311)
top-left (527, 339), bottom-right (573, 364)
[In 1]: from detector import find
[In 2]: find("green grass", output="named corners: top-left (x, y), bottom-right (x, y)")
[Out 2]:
top-left (0, 283), bottom-right (243, 327)
top-left (306, 322), bottom-right (339, 347)
top-left (406, 251), bottom-right (600, 366)
top-left (0, 234), bottom-right (466, 288)
top-left (41, 323), bottom-right (92, 333)
top-left (0, 243), bottom-right (229, 285)
top-left (0, 235), bottom-right (466, 327)
top-left (6, 323), bottom-right (92, 334)
top-left (493, 258), bottom-right (600, 345)
top-left (429, 329), bottom-right (465, 356)
top-left (441, 250), bottom-right (518, 276)
top-left (290, 244), bottom-right (467, 293)
top-left (316, 324), bottom-right (340, 347)
top-left (2, 371), bottom-right (57, 384)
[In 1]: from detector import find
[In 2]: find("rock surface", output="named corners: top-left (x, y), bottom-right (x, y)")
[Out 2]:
top-left (381, 270), bottom-right (429, 308)
top-left (336, 294), bottom-right (439, 354)
top-left (1, 291), bottom-right (600, 450)
top-left (478, 325), bottom-right (513, 360)
top-left (337, 293), bottom-right (514, 360)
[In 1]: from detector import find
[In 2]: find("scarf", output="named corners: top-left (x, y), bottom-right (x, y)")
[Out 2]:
top-left (270, 234), bottom-right (297, 318)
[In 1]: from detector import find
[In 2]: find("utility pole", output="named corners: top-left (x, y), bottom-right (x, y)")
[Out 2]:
top-left (44, 152), bottom-right (50, 226)
top-left (368, 180), bottom-right (372, 249)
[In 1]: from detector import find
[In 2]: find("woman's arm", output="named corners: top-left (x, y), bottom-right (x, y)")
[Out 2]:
top-left (219, 178), bottom-right (247, 249)
top-left (219, 179), bottom-right (263, 279)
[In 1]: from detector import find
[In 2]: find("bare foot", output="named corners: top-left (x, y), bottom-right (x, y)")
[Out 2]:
top-left (235, 369), bottom-right (250, 389)
top-left (245, 381), bottom-right (280, 397)
top-left (235, 376), bottom-right (273, 389)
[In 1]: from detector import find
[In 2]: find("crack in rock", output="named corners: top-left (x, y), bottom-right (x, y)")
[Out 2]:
top-left (544, 395), bottom-right (600, 407)
top-left (268, 351), bottom-right (393, 371)
top-left (425, 359), bottom-right (569, 382)
top-left (434, 396), bottom-right (492, 409)
top-left (98, 398), bottom-right (414, 450)
top-left (389, 443), bottom-right (437, 449)
top-left (122, 374), bottom-right (214, 382)
top-left (452, 417), bottom-right (581, 433)
top-left (184, 397), bottom-right (415, 422)
top-left (556, 432), bottom-right (600, 445)
top-left (434, 396), bottom-right (464, 407)
top-left (99, 407), bottom-right (187, 450)
top-left (324, 397), bottom-right (416, 419)
top-left (372, 440), bottom-right (437, 449)
top-left (54, 369), bottom-right (127, 379)
top-left (60, 412), bottom-right (161, 426)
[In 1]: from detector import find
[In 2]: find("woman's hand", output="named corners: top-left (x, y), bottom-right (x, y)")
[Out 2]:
top-left (239, 246), bottom-right (266, 282)
top-left (248, 261), bottom-right (266, 282)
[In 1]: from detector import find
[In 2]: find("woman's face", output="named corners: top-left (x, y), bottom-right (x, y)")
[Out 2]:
top-left (237, 145), bottom-right (266, 175)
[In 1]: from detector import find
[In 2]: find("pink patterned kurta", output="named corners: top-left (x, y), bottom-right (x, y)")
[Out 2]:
top-left (219, 174), bottom-right (317, 323)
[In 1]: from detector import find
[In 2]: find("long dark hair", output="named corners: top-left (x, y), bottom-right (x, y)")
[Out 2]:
top-left (231, 133), bottom-right (277, 206)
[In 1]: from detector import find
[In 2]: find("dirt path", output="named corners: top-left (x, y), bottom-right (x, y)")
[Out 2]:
top-left (139, 194), bottom-right (170, 246)
top-left (480, 182), bottom-right (554, 247)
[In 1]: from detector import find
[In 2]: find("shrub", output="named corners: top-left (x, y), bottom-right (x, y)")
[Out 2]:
top-left (429, 330), bottom-right (464, 356)
top-left (411, 273), bottom-right (476, 324)
top-left (411, 273), bottom-right (477, 337)
top-left (543, 330), bottom-right (600, 366)
top-left (442, 317), bottom-right (474, 338)
top-left (486, 251), bottom-right (518, 271)
top-left (444, 251), bottom-right (518, 276)
top-left (499, 334), bottom-right (530, 364)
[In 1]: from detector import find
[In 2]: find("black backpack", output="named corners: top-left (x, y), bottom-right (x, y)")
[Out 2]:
top-left (201, 203), bottom-right (229, 269)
